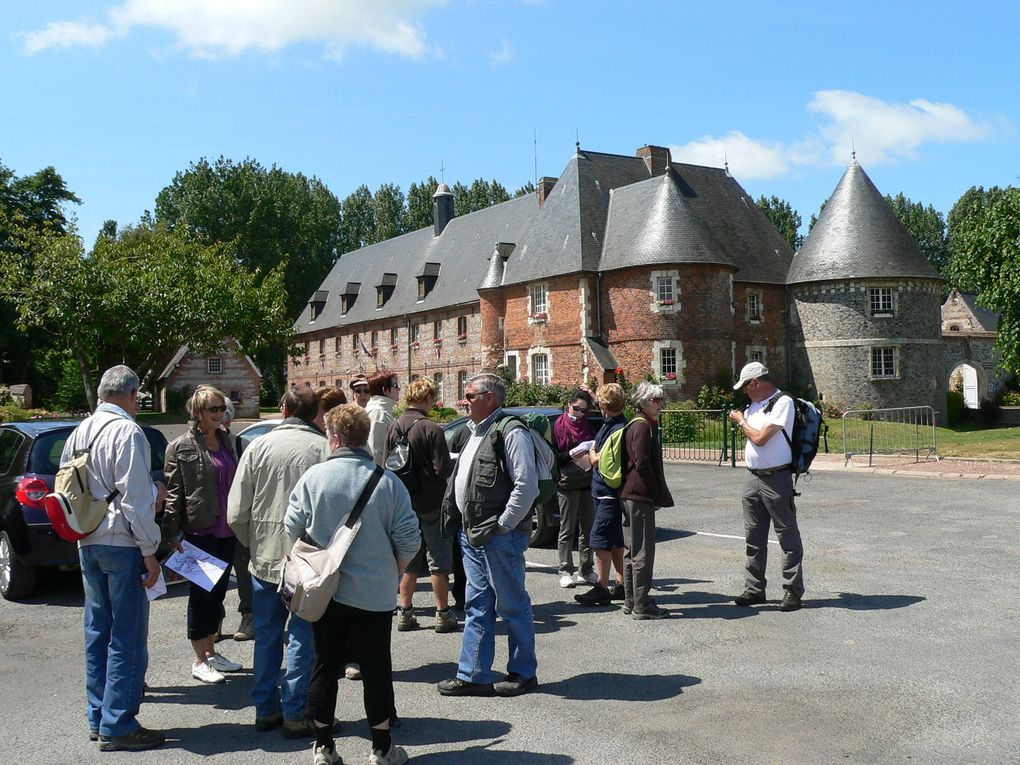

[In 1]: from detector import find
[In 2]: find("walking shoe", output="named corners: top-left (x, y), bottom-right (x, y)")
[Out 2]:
top-left (255, 711), bottom-right (284, 732)
top-left (779, 590), bottom-right (802, 612)
top-left (233, 612), bottom-right (255, 641)
top-left (632, 603), bottom-right (670, 620)
top-left (344, 663), bottom-right (362, 681)
top-left (622, 603), bottom-right (633, 615)
top-left (283, 716), bottom-right (341, 740)
top-left (733, 589), bottom-right (767, 607)
top-left (579, 570), bottom-right (598, 585)
top-left (574, 584), bottom-right (612, 606)
top-left (206, 652), bottom-right (243, 672)
top-left (396, 607), bottom-right (419, 632)
top-left (437, 677), bottom-right (494, 696)
top-left (99, 727), bottom-right (166, 752)
top-left (493, 672), bottom-right (538, 697)
top-left (558, 572), bottom-right (576, 588)
top-left (312, 743), bottom-right (344, 765)
top-left (434, 607), bottom-right (459, 633)
top-left (608, 582), bottom-right (626, 600)
top-left (368, 744), bottom-right (408, 765)
top-left (192, 661), bottom-right (226, 684)
top-left (89, 728), bottom-right (109, 742)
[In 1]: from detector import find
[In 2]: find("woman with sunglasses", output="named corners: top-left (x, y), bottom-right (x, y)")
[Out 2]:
top-left (620, 382), bottom-right (674, 619)
top-left (163, 385), bottom-right (243, 683)
top-left (553, 389), bottom-right (598, 589)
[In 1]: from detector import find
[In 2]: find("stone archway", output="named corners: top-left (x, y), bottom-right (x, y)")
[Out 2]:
top-left (948, 362), bottom-right (988, 408)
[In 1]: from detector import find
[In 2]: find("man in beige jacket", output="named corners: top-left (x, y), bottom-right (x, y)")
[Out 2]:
top-left (227, 387), bottom-right (331, 738)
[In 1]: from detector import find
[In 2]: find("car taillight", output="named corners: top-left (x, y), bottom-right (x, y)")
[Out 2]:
top-left (16, 476), bottom-right (50, 508)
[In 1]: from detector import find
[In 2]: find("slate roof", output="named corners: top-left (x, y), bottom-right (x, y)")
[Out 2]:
top-left (942, 289), bottom-right (999, 332)
top-left (788, 160), bottom-right (943, 284)
top-left (293, 193), bottom-right (541, 334)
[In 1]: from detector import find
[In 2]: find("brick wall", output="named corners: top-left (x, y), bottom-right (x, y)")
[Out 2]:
top-left (162, 352), bottom-right (261, 418)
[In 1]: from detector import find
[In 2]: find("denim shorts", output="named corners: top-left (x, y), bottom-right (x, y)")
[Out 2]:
top-left (589, 495), bottom-right (625, 550)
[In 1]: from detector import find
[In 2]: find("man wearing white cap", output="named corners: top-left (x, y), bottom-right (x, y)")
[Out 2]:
top-left (727, 362), bottom-right (804, 612)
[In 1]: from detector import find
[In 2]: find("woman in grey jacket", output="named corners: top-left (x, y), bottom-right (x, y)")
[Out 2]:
top-left (286, 404), bottom-right (420, 765)
top-left (163, 386), bottom-right (243, 684)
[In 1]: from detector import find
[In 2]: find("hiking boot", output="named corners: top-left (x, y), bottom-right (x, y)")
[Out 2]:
top-left (368, 744), bottom-right (408, 765)
top-left (206, 652), bottom-right (242, 672)
top-left (312, 743), bottom-right (344, 765)
top-left (608, 582), bottom-right (626, 600)
top-left (344, 663), bottom-right (362, 680)
top-left (493, 672), bottom-right (538, 697)
top-left (233, 612), bottom-right (255, 641)
top-left (283, 716), bottom-right (341, 740)
top-left (779, 590), bottom-right (802, 612)
top-left (192, 661), bottom-right (225, 684)
top-left (574, 584), bottom-right (612, 606)
top-left (632, 603), bottom-right (670, 620)
top-left (434, 607), bottom-right (459, 633)
top-left (733, 589), bottom-right (767, 607)
top-left (396, 607), bottom-right (419, 631)
top-left (255, 711), bottom-right (283, 732)
top-left (437, 677), bottom-right (494, 696)
top-left (99, 727), bottom-right (166, 752)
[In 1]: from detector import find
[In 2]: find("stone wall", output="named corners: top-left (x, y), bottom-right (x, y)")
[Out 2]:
top-left (162, 352), bottom-right (261, 418)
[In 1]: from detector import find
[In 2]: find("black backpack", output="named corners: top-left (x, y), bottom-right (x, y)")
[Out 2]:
top-left (761, 393), bottom-right (828, 492)
top-left (385, 419), bottom-right (423, 494)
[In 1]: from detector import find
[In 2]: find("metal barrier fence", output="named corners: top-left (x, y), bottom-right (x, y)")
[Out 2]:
top-left (840, 406), bottom-right (939, 466)
top-left (659, 408), bottom-right (744, 465)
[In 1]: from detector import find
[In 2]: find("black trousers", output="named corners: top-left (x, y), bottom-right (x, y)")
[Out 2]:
top-left (186, 534), bottom-right (235, 641)
top-left (308, 600), bottom-right (395, 729)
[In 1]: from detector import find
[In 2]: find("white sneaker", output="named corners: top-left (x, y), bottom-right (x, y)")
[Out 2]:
top-left (559, 573), bottom-right (576, 588)
top-left (206, 652), bottom-right (242, 672)
top-left (192, 661), bottom-right (225, 684)
top-left (369, 744), bottom-right (408, 765)
top-left (344, 663), bottom-right (362, 681)
top-left (312, 743), bottom-right (343, 765)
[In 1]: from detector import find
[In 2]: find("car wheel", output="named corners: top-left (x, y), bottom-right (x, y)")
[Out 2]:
top-left (0, 530), bottom-right (37, 600)
top-left (530, 501), bottom-right (558, 548)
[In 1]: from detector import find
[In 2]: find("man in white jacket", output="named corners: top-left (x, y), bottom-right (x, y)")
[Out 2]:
top-left (364, 370), bottom-right (400, 466)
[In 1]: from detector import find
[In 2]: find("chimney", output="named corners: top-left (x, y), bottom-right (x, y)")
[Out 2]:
top-left (432, 182), bottom-right (454, 237)
top-left (538, 176), bottom-right (558, 206)
top-left (636, 145), bottom-right (671, 176)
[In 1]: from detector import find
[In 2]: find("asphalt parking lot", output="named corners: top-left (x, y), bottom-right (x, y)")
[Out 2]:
top-left (1, 462), bottom-right (1018, 765)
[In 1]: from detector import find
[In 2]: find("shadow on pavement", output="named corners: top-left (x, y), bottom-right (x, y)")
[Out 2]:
top-left (541, 670), bottom-right (700, 701)
top-left (391, 717), bottom-right (512, 746)
top-left (530, 599), bottom-right (579, 633)
top-left (656, 527), bottom-right (696, 542)
top-left (807, 592), bottom-right (926, 610)
top-left (410, 743), bottom-right (574, 764)
top-left (392, 661), bottom-right (460, 685)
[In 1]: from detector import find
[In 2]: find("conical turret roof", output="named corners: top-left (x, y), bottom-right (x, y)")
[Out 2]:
top-left (787, 160), bottom-right (942, 284)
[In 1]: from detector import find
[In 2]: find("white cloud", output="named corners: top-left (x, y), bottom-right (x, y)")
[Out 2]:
top-left (489, 38), bottom-right (513, 68)
top-left (20, 0), bottom-right (447, 59)
top-left (670, 91), bottom-right (995, 179)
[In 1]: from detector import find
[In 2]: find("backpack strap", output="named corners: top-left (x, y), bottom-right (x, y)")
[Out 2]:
top-left (760, 393), bottom-right (796, 468)
top-left (80, 416), bottom-right (123, 504)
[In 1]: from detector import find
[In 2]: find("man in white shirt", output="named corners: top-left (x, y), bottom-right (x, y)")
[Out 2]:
top-left (62, 365), bottom-right (166, 750)
top-left (727, 362), bottom-right (805, 612)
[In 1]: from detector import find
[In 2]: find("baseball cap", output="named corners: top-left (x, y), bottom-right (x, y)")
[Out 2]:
top-left (349, 374), bottom-right (369, 391)
top-left (733, 362), bottom-right (769, 390)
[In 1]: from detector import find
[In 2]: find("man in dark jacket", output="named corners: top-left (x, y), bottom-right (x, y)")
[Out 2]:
top-left (383, 377), bottom-right (456, 633)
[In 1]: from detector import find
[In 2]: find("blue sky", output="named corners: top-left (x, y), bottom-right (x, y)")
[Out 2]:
top-left (3, 1), bottom-right (1017, 247)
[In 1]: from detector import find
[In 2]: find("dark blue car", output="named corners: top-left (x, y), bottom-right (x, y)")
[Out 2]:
top-left (0, 420), bottom-right (168, 600)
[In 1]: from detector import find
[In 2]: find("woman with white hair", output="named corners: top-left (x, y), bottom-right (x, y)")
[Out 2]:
top-left (620, 382), bottom-right (674, 620)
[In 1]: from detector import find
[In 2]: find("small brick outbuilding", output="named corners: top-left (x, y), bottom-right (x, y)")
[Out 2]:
top-left (156, 340), bottom-right (262, 418)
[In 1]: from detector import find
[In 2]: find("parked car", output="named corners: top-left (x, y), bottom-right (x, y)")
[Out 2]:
top-left (442, 406), bottom-right (604, 547)
top-left (234, 418), bottom-right (283, 455)
top-left (0, 420), bottom-right (169, 600)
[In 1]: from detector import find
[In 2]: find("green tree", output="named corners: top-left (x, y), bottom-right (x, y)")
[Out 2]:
top-left (339, 184), bottom-right (376, 251)
top-left (406, 176), bottom-right (440, 232)
top-left (885, 193), bottom-right (950, 276)
top-left (515, 181), bottom-right (536, 197)
top-left (372, 183), bottom-right (406, 243)
top-left (756, 195), bottom-right (803, 250)
top-left (948, 186), bottom-right (1020, 374)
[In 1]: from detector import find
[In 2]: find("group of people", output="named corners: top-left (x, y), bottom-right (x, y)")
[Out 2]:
top-left (68, 360), bottom-right (805, 765)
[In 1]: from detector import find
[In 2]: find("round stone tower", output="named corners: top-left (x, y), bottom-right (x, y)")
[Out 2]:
top-left (787, 160), bottom-right (945, 412)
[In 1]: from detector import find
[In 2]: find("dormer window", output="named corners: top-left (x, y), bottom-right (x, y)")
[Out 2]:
top-left (309, 290), bottom-right (328, 322)
top-left (377, 273), bottom-right (397, 308)
top-left (340, 283), bottom-right (360, 315)
top-left (417, 263), bottom-right (440, 301)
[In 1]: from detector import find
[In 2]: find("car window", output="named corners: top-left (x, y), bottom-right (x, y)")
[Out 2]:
top-left (29, 430), bottom-right (72, 475)
top-left (444, 421), bottom-right (469, 455)
top-left (0, 428), bottom-right (26, 475)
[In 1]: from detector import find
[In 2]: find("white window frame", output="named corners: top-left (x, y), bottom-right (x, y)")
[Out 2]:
top-left (457, 370), bottom-right (469, 401)
top-left (652, 339), bottom-right (685, 384)
top-left (649, 269), bottom-right (680, 314)
top-left (529, 283), bottom-right (549, 323)
top-left (746, 345), bottom-right (767, 365)
top-left (528, 347), bottom-right (551, 385)
top-left (870, 287), bottom-right (896, 318)
top-left (746, 290), bottom-right (763, 324)
top-left (870, 346), bottom-right (898, 380)
top-left (659, 347), bottom-right (678, 382)
top-left (433, 373), bottom-right (444, 405)
top-left (504, 351), bottom-right (520, 381)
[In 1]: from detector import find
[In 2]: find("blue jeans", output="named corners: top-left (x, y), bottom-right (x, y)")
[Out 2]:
top-left (457, 529), bottom-right (537, 684)
top-left (251, 575), bottom-right (315, 719)
top-left (80, 544), bottom-right (150, 737)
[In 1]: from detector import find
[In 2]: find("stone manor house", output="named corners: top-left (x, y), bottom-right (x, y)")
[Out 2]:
top-left (289, 143), bottom-right (998, 414)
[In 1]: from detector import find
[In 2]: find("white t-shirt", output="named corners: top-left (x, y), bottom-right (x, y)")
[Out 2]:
top-left (744, 391), bottom-right (794, 470)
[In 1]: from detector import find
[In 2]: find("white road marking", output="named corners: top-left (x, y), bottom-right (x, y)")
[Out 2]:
top-left (691, 530), bottom-right (779, 545)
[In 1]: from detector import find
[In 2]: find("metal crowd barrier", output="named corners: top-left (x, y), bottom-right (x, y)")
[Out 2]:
top-left (840, 406), bottom-right (939, 466)
top-left (658, 408), bottom-right (744, 466)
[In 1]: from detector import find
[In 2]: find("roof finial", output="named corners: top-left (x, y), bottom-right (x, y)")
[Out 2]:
top-left (440, 158), bottom-right (446, 183)
top-left (575, 128), bottom-right (580, 153)
top-left (724, 149), bottom-right (729, 173)
top-left (851, 140), bottom-right (856, 162)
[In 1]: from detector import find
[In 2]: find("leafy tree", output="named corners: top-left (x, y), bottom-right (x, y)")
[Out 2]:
top-left (948, 186), bottom-right (1020, 374)
top-left (372, 183), bottom-right (406, 243)
top-left (884, 193), bottom-right (950, 275)
top-left (339, 184), bottom-right (376, 251)
top-left (406, 176), bottom-right (440, 232)
top-left (453, 179), bottom-right (510, 216)
top-left (755, 195), bottom-right (803, 250)
top-left (515, 181), bottom-right (536, 197)
top-left (0, 223), bottom-right (292, 409)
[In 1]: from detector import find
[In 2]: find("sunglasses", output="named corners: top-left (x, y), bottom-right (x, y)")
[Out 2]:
top-left (571, 405), bottom-right (589, 413)
top-left (353, 386), bottom-right (369, 393)
top-left (205, 405), bottom-right (227, 413)
top-left (464, 391), bottom-right (489, 401)
top-left (650, 397), bottom-right (664, 404)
